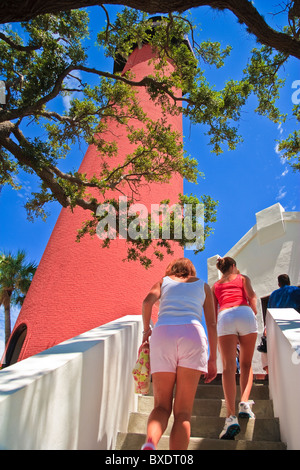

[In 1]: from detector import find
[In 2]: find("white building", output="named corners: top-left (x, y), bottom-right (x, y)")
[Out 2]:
top-left (207, 203), bottom-right (300, 373)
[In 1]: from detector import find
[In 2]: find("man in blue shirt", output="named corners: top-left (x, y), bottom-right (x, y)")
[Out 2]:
top-left (268, 274), bottom-right (300, 313)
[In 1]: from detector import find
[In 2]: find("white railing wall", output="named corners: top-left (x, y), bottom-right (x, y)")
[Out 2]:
top-left (266, 308), bottom-right (300, 450)
top-left (0, 315), bottom-right (142, 450)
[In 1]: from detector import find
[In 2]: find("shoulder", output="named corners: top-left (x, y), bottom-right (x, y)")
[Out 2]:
top-left (189, 277), bottom-right (205, 288)
top-left (240, 274), bottom-right (251, 284)
top-left (269, 288), bottom-right (280, 300)
top-left (151, 278), bottom-right (164, 291)
top-left (270, 287), bottom-right (281, 295)
top-left (161, 275), bottom-right (173, 284)
top-left (288, 285), bottom-right (300, 291)
top-left (288, 285), bottom-right (300, 296)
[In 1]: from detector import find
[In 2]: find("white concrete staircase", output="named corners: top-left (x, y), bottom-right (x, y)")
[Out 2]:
top-left (116, 377), bottom-right (286, 450)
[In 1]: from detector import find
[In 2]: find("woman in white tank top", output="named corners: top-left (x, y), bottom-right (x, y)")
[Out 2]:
top-left (141, 258), bottom-right (217, 451)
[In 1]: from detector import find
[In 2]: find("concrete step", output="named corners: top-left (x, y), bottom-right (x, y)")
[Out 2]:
top-left (138, 395), bottom-right (274, 418)
top-left (195, 383), bottom-right (270, 400)
top-left (146, 382), bottom-right (270, 400)
top-left (127, 412), bottom-right (282, 442)
top-left (146, 383), bottom-right (270, 400)
top-left (116, 432), bottom-right (287, 451)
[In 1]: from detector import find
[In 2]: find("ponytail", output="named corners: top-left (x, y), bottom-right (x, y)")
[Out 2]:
top-left (216, 256), bottom-right (236, 274)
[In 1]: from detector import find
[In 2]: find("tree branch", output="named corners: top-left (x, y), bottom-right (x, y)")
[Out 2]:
top-left (0, 64), bottom-right (186, 124)
top-left (0, 1), bottom-right (299, 59)
top-left (0, 65), bottom-right (74, 123)
top-left (0, 32), bottom-right (41, 51)
top-left (0, 128), bottom-right (71, 206)
top-left (0, 128), bottom-right (102, 212)
top-left (76, 65), bottom-right (185, 103)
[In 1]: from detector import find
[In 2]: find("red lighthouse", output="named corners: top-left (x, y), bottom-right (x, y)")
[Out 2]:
top-left (3, 26), bottom-right (187, 365)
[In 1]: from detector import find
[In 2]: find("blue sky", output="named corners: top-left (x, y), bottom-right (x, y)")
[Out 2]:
top-left (0, 2), bottom-right (299, 354)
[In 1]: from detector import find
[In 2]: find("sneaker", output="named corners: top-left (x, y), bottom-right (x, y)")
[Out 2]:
top-left (238, 400), bottom-right (255, 418)
top-left (141, 438), bottom-right (156, 450)
top-left (219, 415), bottom-right (240, 440)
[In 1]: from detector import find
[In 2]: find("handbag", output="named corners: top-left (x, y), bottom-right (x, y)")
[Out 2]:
top-left (257, 335), bottom-right (267, 353)
top-left (132, 342), bottom-right (151, 395)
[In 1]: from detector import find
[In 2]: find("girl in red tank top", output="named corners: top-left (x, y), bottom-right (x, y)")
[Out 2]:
top-left (212, 257), bottom-right (257, 441)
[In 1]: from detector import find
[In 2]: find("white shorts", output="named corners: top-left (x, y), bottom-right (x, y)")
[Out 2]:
top-left (150, 324), bottom-right (208, 374)
top-left (217, 306), bottom-right (258, 337)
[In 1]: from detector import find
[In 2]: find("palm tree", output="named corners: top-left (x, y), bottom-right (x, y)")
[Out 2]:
top-left (0, 250), bottom-right (37, 345)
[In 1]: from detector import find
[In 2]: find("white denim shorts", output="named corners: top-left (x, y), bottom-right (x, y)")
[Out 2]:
top-left (217, 305), bottom-right (258, 337)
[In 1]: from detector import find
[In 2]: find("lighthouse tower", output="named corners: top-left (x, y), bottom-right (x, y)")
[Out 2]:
top-left (3, 26), bottom-right (188, 365)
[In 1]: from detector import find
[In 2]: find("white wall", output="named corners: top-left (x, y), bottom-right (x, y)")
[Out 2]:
top-left (267, 308), bottom-right (300, 450)
top-left (0, 315), bottom-right (142, 450)
top-left (207, 204), bottom-right (300, 373)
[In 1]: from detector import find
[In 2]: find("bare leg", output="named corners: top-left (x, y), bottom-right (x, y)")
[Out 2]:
top-left (170, 367), bottom-right (201, 450)
top-left (146, 372), bottom-right (176, 448)
top-left (238, 333), bottom-right (257, 402)
top-left (218, 334), bottom-right (238, 417)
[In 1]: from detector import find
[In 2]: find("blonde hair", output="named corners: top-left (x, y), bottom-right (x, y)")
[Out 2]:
top-left (165, 258), bottom-right (196, 278)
